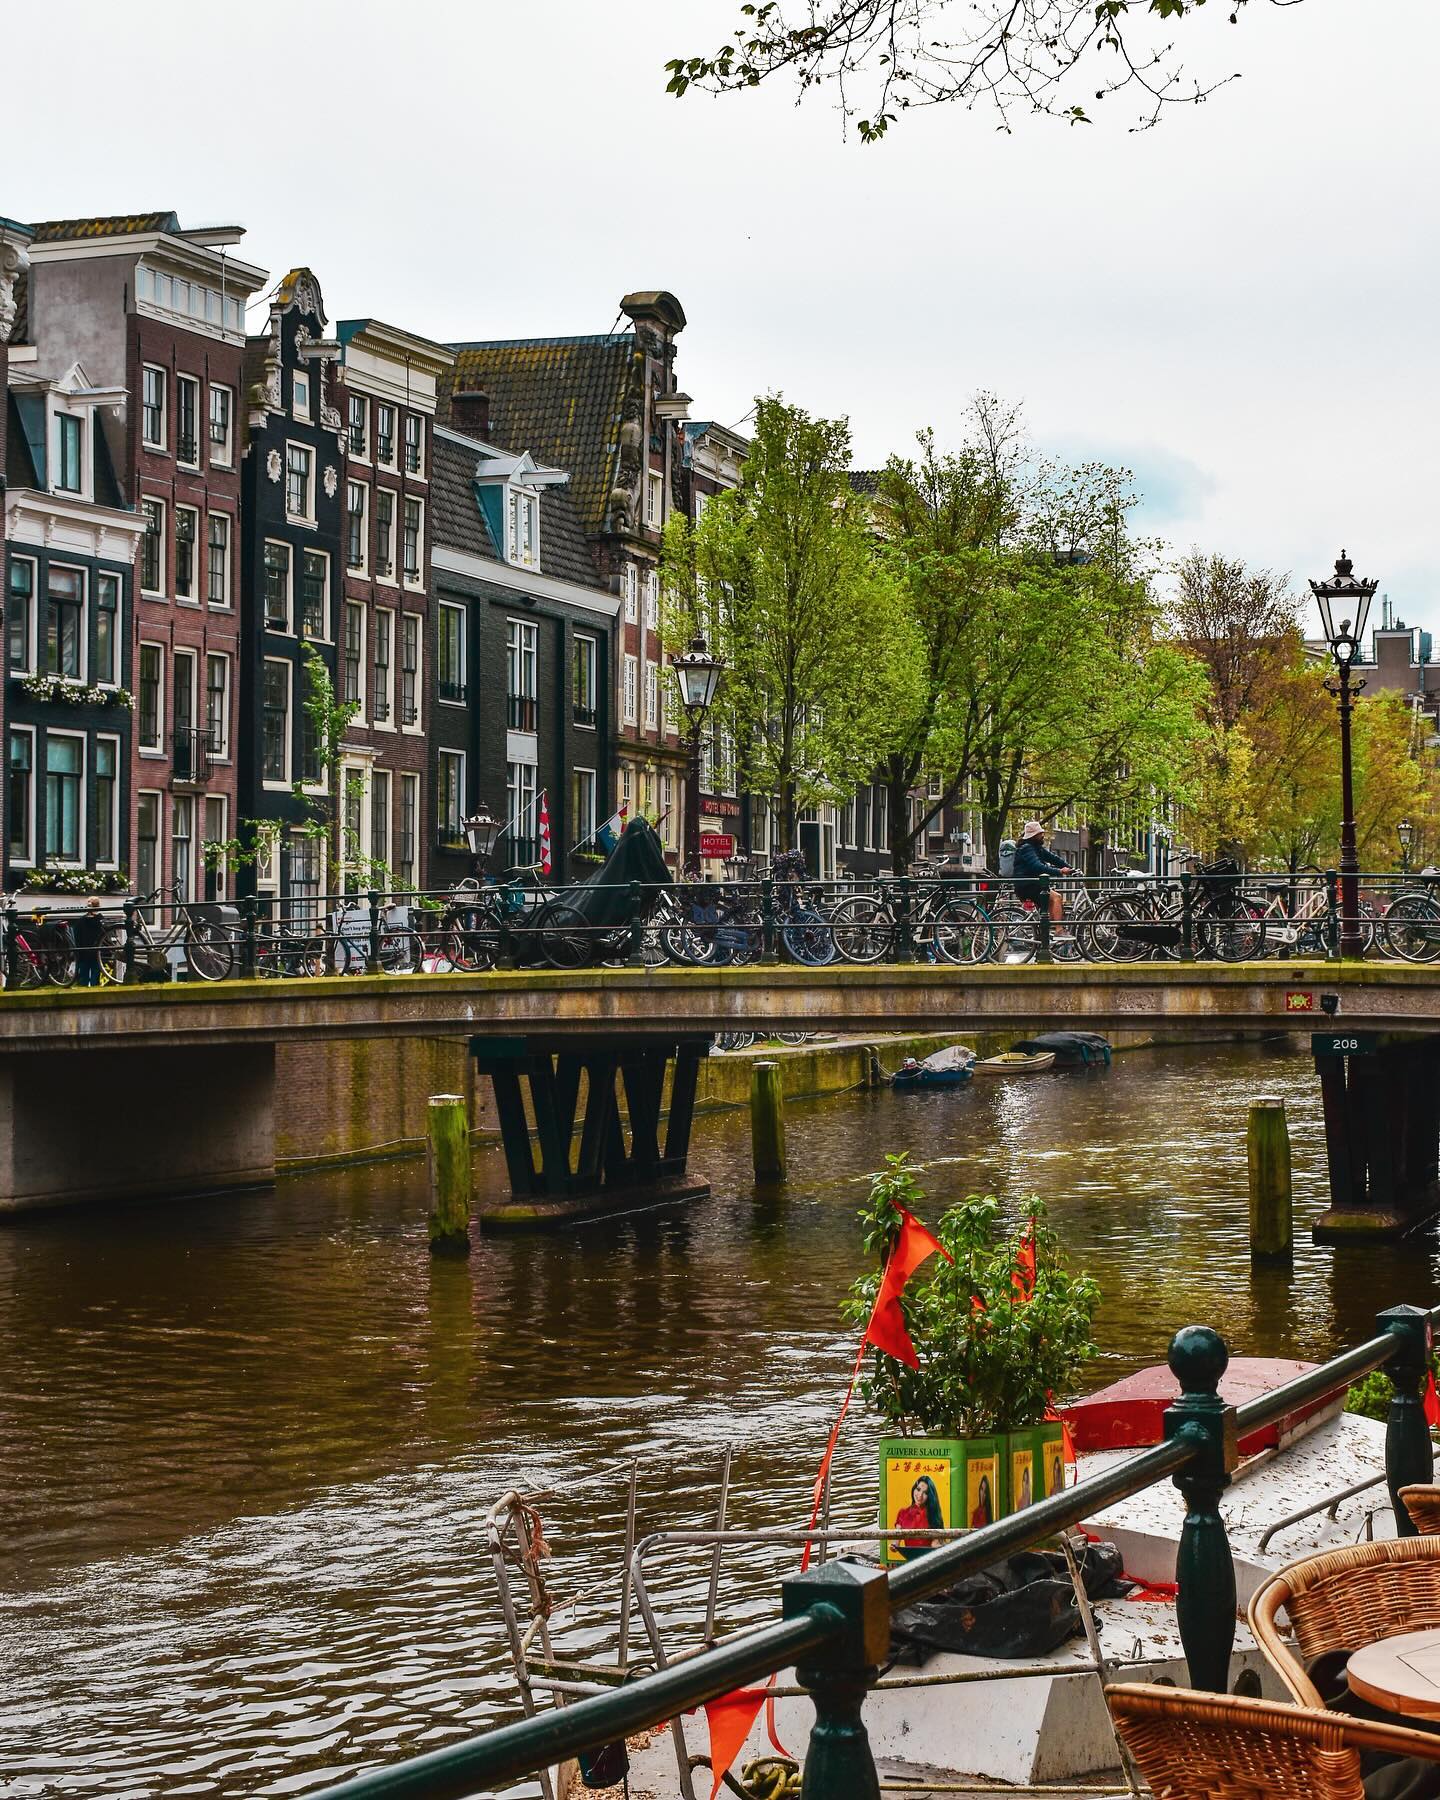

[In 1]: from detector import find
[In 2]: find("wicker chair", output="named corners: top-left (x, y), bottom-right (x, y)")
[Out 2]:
top-left (1249, 1536), bottom-right (1440, 1707)
top-left (1400, 1485), bottom-right (1440, 1536)
top-left (1107, 1682), bottom-right (1440, 1800)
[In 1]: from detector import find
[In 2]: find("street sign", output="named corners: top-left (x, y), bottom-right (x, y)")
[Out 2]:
top-left (700, 832), bottom-right (735, 858)
top-left (1312, 1032), bottom-right (1379, 1058)
top-left (1285, 991), bottom-right (1316, 1014)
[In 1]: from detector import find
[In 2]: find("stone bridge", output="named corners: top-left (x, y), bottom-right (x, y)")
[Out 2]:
top-left (3, 962), bottom-right (1437, 1233)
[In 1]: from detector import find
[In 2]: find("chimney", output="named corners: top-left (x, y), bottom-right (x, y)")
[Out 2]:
top-left (450, 388), bottom-right (490, 438)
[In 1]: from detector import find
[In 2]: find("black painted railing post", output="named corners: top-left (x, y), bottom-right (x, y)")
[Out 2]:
top-left (241, 894), bottom-right (258, 979)
top-left (1163, 1325), bottom-right (1238, 1693)
top-left (1378, 1304), bottom-right (1434, 1535)
top-left (121, 898), bottom-right (138, 986)
top-left (1325, 869), bottom-right (1341, 961)
top-left (1180, 871), bottom-right (1195, 963)
top-left (626, 882), bottom-right (645, 968)
top-left (1036, 877), bottom-right (1053, 965)
top-left (781, 1562), bottom-right (887, 1800)
top-left (897, 875), bottom-right (914, 964)
top-left (760, 876), bottom-right (778, 964)
top-left (366, 888), bottom-right (383, 976)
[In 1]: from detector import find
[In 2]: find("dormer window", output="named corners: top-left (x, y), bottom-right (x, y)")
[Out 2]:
top-left (507, 488), bottom-right (539, 568)
top-left (54, 414), bottom-right (83, 494)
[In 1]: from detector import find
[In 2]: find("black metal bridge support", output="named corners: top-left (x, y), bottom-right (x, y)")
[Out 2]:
top-left (1313, 1031), bottom-right (1440, 1242)
top-left (469, 1034), bottom-right (713, 1231)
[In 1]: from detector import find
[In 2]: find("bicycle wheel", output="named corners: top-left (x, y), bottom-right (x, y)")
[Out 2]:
top-left (99, 923), bottom-right (126, 984)
top-left (379, 929), bottom-right (421, 974)
top-left (988, 903), bottom-right (1037, 964)
top-left (775, 1031), bottom-right (812, 1046)
top-left (1384, 894), bottom-right (1440, 963)
top-left (185, 917), bottom-right (234, 981)
top-left (929, 898), bottom-right (993, 965)
top-left (1197, 901), bottom-right (1265, 963)
top-left (1082, 893), bottom-right (1154, 962)
top-left (780, 907), bottom-right (835, 966)
top-left (42, 931), bottom-right (77, 986)
top-left (534, 901), bottom-right (590, 970)
top-left (827, 895), bottom-right (893, 964)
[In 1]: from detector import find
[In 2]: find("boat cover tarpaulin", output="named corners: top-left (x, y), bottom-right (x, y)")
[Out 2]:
top-left (1010, 1032), bottom-right (1112, 1067)
top-left (920, 1045), bottom-right (976, 1075)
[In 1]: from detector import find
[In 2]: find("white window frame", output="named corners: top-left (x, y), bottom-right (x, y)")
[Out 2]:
top-left (174, 503), bottom-right (201, 605)
top-left (8, 725), bottom-right (35, 867)
top-left (204, 795), bottom-right (229, 900)
top-left (44, 729), bottom-right (86, 868)
top-left (176, 373), bottom-right (202, 470)
top-left (141, 364), bottom-right (167, 452)
top-left (398, 771), bottom-right (420, 890)
top-left (171, 791), bottom-right (196, 902)
top-left (375, 488), bottom-right (397, 583)
top-left (138, 641), bottom-right (165, 755)
top-left (95, 572), bottom-right (121, 688)
top-left (644, 568), bottom-right (659, 630)
top-left (342, 600), bottom-right (367, 710)
top-left (644, 659), bottom-right (658, 729)
top-left (44, 562), bottom-right (87, 684)
top-left (402, 496), bottom-right (425, 588)
top-left (263, 539), bottom-right (293, 634)
top-left (207, 512), bottom-right (232, 608)
top-left (51, 407), bottom-right (87, 498)
top-left (400, 612), bottom-right (423, 734)
top-left (140, 496), bottom-right (166, 597)
top-left (403, 413), bottom-right (425, 479)
top-left (208, 383), bottom-right (234, 466)
top-left (645, 469), bottom-right (663, 528)
top-left (439, 602), bottom-right (468, 706)
top-left (8, 554), bottom-right (37, 675)
top-left (375, 402), bottom-right (398, 470)
top-left (346, 481), bottom-right (368, 576)
top-left (506, 487), bottom-right (539, 569)
top-left (438, 748), bottom-right (466, 847)
top-left (573, 767), bottom-right (597, 851)
top-left (622, 653), bottom-right (638, 726)
top-left (573, 632), bottom-right (597, 729)
top-left (300, 548), bottom-right (331, 642)
top-left (205, 651), bottom-right (231, 762)
top-left (623, 565), bottom-right (638, 623)
top-left (261, 656), bottom-right (293, 789)
top-left (348, 394), bottom-right (369, 461)
top-left (292, 369), bottom-right (313, 424)
top-left (285, 441), bottom-right (315, 524)
top-left (95, 732), bottom-right (122, 870)
top-left (372, 605), bottom-right (395, 729)
top-left (370, 767), bottom-right (391, 874)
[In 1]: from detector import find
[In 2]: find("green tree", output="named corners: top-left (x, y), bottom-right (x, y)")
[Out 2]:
top-left (667, 1), bottom-right (1298, 138)
top-left (662, 395), bottom-right (922, 853)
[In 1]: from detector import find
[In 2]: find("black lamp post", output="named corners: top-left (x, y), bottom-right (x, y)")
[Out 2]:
top-left (463, 802), bottom-right (501, 876)
top-left (1398, 817), bottom-right (1414, 878)
top-left (1311, 550), bottom-right (1378, 957)
top-left (671, 632), bottom-right (725, 873)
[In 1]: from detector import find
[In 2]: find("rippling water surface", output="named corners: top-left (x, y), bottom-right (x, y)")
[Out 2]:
top-left (3, 1040), bottom-right (1438, 1795)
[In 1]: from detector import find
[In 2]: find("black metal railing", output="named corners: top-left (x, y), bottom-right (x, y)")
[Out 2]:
top-left (572, 701), bottom-right (597, 728)
top-left (171, 727), bottom-right (212, 785)
top-left (507, 694), bottom-right (537, 731)
top-left (301, 1308), bottom-right (1433, 1800)
top-left (438, 677), bottom-right (467, 705)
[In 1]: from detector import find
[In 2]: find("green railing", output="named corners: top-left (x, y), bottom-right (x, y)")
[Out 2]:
top-left (314, 1306), bottom-right (1435, 1800)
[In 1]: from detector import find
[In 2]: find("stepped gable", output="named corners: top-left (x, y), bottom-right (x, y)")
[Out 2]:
top-left (441, 332), bottom-right (643, 538)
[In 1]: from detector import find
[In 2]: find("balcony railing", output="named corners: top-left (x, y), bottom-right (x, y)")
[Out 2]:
top-left (439, 677), bottom-right (467, 705)
top-left (404, 442), bottom-right (422, 474)
top-left (508, 694), bottom-right (537, 732)
top-left (376, 436), bottom-right (394, 465)
top-left (349, 426), bottom-right (366, 457)
top-left (172, 726), bottom-right (212, 786)
top-left (177, 432), bottom-right (198, 466)
top-left (572, 701), bottom-right (597, 728)
top-left (505, 835), bottom-right (540, 870)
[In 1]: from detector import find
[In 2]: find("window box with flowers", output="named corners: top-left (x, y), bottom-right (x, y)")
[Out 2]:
top-left (20, 867), bottom-right (131, 897)
top-left (17, 676), bottom-right (133, 710)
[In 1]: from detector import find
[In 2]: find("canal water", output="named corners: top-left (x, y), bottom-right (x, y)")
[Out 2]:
top-left (3, 1040), bottom-right (1439, 1797)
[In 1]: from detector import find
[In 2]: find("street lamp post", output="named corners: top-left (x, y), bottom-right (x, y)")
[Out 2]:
top-left (1311, 550), bottom-right (1378, 958)
top-left (1398, 818), bottom-right (1413, 877)
top-left (671, 632), bottom-right (725, 875)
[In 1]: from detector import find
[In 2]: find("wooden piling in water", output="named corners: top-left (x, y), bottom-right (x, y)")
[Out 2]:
top-left (751, 1060), bottom-right (787, 1182)
top-left (427, 1094), bottom-right (472, 1256)
top-left (1248, 1096), bottom-right (1293, 1262)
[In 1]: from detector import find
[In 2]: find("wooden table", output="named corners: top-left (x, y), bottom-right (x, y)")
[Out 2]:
top-left (1348, 1628), bottom-right (1440, 1721)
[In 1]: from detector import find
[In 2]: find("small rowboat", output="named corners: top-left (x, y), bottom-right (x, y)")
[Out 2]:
top-left (972, 1050), bottom-right (1056, 1076)
top-left (891, 1044), bottom-right (975, 1090)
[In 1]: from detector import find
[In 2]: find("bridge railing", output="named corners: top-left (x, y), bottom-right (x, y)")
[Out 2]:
top-left (310, 1307), bottom-right (1436, 1800)
top-left (3, 868), bottom-right (1437, 987)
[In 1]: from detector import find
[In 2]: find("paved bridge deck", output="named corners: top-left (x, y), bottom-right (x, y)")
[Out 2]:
top-left (0, 961), bottom-right (1435, 1053)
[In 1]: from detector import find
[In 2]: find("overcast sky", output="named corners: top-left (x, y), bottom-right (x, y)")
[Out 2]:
top-left (9, 0), bottom-right (1436, 630)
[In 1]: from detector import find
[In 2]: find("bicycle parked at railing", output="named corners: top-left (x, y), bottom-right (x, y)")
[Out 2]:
top-left (1382, 868), bottom-right (1440, 963)
top-left (2, 902), bottom-right (82, 987)
top-left (1082, 857), bottom-right (1263, 962)
top-left (100, 886), bottom-right (234, 981)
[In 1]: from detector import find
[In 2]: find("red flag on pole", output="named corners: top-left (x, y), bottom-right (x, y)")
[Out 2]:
top-left (537, 791), bottom-right (552, 877)
top-left (863, 1206), bottom-right (949, 1368)
top-left (704, 1688), bottom-right (768, 1798)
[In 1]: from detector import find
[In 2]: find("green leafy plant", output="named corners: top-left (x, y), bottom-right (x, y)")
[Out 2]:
top-left (842, 1154), bottom-right (1100, 1439)
top-left (1344, 1371), bottom-right (1391, 1423)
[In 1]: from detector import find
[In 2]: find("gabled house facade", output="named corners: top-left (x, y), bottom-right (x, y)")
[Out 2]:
top-left (429, 416), bottom-right (616, 886)
top-left (16, 211), bottom-right (268, 903)
top-left (237, 268), bottom-right (346, 913)
top-left (335, 319), bottom-right (454, 895)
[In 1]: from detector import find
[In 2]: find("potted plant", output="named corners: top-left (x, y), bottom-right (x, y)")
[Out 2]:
top-left (843, 1154), bottom-right (1100, 1559)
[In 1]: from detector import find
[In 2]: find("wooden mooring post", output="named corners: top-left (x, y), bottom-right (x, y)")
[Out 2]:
top-left (751, 1059), bottom-right (787, 1182)
top-left (1247, 1097), bottom-right (1293, 1263)
top-left (427, 1093), bottom-right (472, 1256)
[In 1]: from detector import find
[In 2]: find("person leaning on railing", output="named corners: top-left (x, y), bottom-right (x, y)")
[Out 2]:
top-left (1014, 820), bottom-right (1073, 924)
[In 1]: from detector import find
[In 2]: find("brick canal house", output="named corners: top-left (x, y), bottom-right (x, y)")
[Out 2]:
top-left (441, 293), bottom-right (693, 867)
top-left (428, 396), bottom-right (617, 887)
top-left (335, 319), bottom-right (454, 896)
top-left (236, 268), bottom-right (346, 915)
top-left (15, 212), bottom-right (268, 905)
top-left (2, 220), bottom-right (148, 890)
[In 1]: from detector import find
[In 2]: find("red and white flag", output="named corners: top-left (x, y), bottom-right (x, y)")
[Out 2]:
top-left (537, 791), bottom-right (552, 876)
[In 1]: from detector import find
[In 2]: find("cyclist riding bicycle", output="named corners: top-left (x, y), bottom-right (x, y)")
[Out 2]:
top-left (1014, 819), bottom-right (1073, 924)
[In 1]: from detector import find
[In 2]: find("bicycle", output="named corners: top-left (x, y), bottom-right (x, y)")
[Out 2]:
top-left (1383, 873), bottom-right (1440, 963)
top-left (2, 903), bottom-right (79, 987)
top-left (100, 887), bottom-right (234, 981)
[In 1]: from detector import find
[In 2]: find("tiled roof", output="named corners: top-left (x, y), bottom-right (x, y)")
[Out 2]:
top-left (442, 334), bottom-right (642, 538)
top-left (848, 469), bottom-right (883, 497)
top-left (431, 434), bottom-right (607, 597)
top-left (30, 212), bottom-right (179, 243)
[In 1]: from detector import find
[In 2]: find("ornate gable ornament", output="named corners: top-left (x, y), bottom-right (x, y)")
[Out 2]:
top-left (276, 267), bottom-right (326, 326)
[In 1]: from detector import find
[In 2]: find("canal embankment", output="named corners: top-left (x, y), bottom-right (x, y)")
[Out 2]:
top-left (274, 1025), bottom-right (1286, 1173)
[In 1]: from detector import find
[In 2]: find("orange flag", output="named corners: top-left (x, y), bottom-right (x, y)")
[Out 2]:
top-left (704, 1688), bottom-right (768, 1798)
top-left (1012, 1219), bottom-right (1037, 1302)
top-left (863, 1206), bottom-right (950, 1368)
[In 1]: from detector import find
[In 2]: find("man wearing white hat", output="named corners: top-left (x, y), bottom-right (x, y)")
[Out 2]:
top-left (1013, 819), bottom-right (1073, 925)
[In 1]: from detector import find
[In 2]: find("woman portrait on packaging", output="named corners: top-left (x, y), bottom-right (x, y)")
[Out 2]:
top-left (970, 1473), bottom-right (994, 1529)
top-left (892, 1474), bottom-right (944, 1559)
